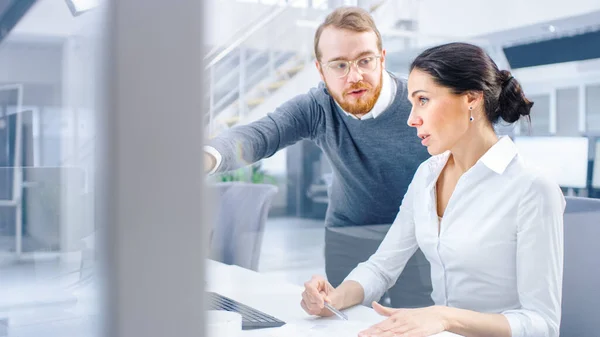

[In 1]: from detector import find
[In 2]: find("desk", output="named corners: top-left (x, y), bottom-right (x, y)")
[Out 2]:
top-left (206, 260), bottom-right (462, 337)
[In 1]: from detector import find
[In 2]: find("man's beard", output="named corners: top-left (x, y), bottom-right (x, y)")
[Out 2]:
top-left (327, 71), bottom-right (383, 117)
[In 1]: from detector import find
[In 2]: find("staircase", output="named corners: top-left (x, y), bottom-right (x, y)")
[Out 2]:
top-left (204, 0), bottom-right (325, 136)
top-left (204, 0), bottom-right (498, 134)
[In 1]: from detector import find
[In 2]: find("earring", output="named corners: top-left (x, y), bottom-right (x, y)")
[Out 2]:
top-left (469, 106), bottom-right (474, 122)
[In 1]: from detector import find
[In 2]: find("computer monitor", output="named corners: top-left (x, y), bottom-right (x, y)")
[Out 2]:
top-left (513, 136), bottom-right (589, 189)
top-left (592, 139), bottom-right (600, 189)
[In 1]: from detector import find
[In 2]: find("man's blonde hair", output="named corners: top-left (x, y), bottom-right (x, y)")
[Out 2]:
top-left (314, 7), bottom-right (382, 61)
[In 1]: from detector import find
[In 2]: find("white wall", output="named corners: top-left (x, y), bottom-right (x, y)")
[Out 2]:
top-left (204, 0), bottom-right (326, 53)
top-left (15, 0), bottom-right (600, 54)
top-left (58, 34), bottom-right (100, 252)
top-left (10, 0), bottom-right (100, 39)
top-left (0, 41), bottom-right (63, 84)
top-left (415, 0), bottom-right (600, 46)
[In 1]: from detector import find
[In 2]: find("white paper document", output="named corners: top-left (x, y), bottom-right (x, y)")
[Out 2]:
top-left (268, 321), bottom-right (463, 337)
top-left (268, 321), bottom-right (368, 337)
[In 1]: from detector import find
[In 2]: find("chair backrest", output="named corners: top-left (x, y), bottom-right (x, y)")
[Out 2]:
top-left (207, 182), bottom-right (278, 271)
top-left (560, 196), bottom-right (600, 337)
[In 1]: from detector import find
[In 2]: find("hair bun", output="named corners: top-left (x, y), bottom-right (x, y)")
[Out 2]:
top-left (501, 71), bottom-right (514, 89)
top-left (497, 70), bottom-right (533, 123)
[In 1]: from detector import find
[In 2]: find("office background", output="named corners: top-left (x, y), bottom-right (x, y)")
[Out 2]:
top-left (0, 0), bottom-right (599, 336)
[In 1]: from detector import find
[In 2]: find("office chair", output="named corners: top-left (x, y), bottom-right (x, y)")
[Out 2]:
top-left (207, 182), bottom-right (278, 271)
top-left (560, 196), bottom-right (600, 337)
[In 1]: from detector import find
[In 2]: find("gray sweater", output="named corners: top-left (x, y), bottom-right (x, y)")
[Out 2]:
top-left (209, 74), bottom-right (430, 227)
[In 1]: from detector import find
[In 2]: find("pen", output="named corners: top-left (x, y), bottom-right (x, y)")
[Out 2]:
top-left (324, 302), bottom-right (348, 321)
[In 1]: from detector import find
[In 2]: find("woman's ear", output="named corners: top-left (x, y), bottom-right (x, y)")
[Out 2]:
top-left (466, 91), bottom-right (484, 108)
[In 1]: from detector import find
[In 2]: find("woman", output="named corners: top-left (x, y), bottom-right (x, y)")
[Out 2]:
top-left (301, 42), bottom-right (565, 337)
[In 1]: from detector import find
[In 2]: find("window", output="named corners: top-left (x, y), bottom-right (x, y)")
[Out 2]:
top-left (556, 87), bottom-right (580, 136)
top-left (520, 94), bottom-right (551, 136)
top-left (586, 84), bottom-right (600, 134)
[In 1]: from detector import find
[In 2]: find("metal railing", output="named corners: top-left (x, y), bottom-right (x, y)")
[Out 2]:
top-left (204, 0), bottom-right (323, 133)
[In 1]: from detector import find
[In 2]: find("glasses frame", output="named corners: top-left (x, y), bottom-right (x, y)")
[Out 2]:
top-left (321, 55), bottom-right (382, 78)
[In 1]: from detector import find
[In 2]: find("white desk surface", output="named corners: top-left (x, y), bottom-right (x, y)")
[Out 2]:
top-left (206, 260), bottom-right (462, 337)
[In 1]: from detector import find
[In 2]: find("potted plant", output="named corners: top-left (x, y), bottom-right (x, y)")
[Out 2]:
top-left (216, 161), bottom-right (277, 185)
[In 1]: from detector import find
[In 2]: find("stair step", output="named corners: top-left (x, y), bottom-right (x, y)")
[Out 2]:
top-left (217, 116), bottom-right (241, 128)
top-left (219, 116), bottom-right (240, 127)
top-left (267, 80), bottom-right (288, 91)
top-left (247, 97), bottom-right (265, 107)
top-left (369, 0), bottom-right (386, 12)
top-left (280, 63), bottom-right (305, 76)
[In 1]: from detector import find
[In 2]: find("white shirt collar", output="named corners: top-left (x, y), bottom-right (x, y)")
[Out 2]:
top-left (337, 70), bottom-right (396, 120)
top-left (426, 136), bottom-right (518, 187)
top-left (479, 136), bottom-right (518, 174)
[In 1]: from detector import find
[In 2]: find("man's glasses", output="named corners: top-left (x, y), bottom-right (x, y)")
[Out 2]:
top-left (322, 55), bottom-right (381, 78)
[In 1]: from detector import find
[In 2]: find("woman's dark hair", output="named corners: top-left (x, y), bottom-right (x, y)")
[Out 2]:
top-left (409, 42), bottom-right (533, 124)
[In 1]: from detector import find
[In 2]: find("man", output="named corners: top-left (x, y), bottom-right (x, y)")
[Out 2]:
top-left (205, 7), bottom-right (432, 308)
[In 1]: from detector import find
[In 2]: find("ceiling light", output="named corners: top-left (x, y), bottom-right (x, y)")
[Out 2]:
top-left (65, 0), bottom-right (99, 16)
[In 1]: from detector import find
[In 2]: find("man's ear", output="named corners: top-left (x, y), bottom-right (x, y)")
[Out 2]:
top-left (315, 60), bottom-right (325, 82)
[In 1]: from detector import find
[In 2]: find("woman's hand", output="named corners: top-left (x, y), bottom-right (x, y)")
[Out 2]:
top-left (300, 275), bottom-right (341, 317)
top-left (358, 302), bottom-right (449, 337)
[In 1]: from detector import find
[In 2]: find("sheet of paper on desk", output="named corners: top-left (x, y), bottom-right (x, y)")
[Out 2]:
top-left (269, 322), bottom-right (463, 337)
top-left (268, 321), bottom-right (369, 337)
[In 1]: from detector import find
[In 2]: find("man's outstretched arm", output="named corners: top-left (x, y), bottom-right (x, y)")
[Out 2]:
top-left (204, 92), bottom-right (323, 174)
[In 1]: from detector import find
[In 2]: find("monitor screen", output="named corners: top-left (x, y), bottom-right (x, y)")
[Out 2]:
top-left (513, 136), bottom-right (589, 189)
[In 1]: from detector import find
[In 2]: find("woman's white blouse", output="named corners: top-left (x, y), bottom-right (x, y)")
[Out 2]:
top-left (345, 136), bottom-right (565, 337)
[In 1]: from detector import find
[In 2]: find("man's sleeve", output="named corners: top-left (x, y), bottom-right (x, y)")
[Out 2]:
top-left (207, 91), bottom-right (323, 173)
